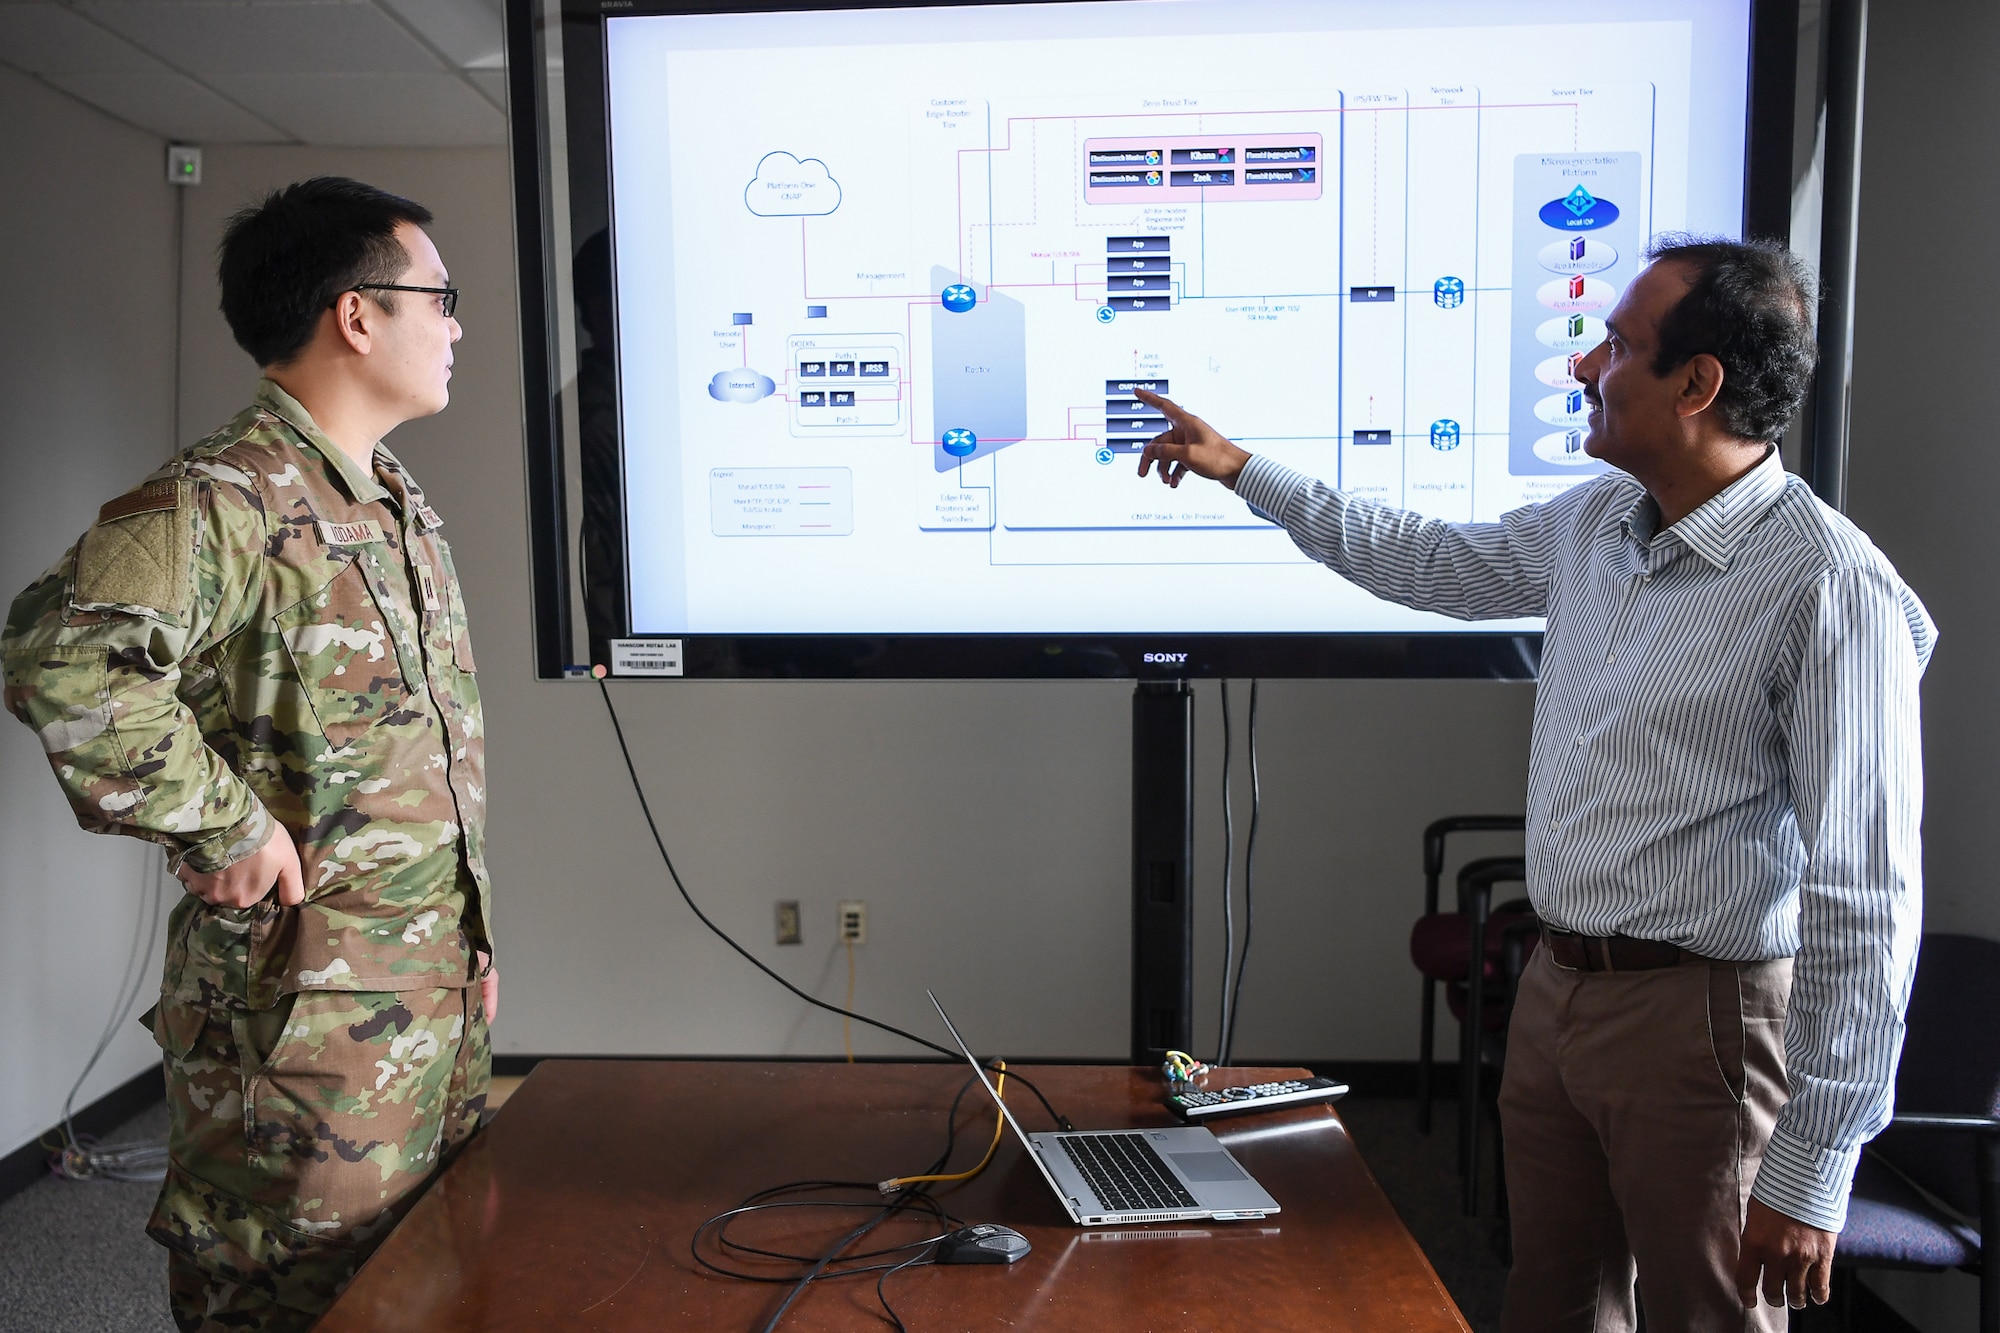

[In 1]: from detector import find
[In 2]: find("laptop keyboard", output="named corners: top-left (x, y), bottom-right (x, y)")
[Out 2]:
top-left (1056, 1133), bottom-right (1199, 1212)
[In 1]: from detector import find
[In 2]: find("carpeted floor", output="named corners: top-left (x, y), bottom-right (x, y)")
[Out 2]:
top-left (1338, 1097), bottom-right (1510, 1330)
top-left (0, 1101), bottom-right (174, 1333)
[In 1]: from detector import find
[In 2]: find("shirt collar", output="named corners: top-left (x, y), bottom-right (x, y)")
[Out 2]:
top-left (254, 378), bottom-right (389, 504)
top-left (1622, 448), bottom-right (1788, 571)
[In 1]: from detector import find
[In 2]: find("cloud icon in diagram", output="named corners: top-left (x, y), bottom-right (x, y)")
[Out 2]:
top-left (744, 152), bottom-right (842, 217)
top-left (708, 368), bottom-right (775, 402)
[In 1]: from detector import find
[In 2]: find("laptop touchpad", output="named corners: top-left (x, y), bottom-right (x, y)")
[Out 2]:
top-left (1169, 1152), bottom-right (1247, 1183)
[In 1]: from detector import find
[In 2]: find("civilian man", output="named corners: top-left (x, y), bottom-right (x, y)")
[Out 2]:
top-left (1135, 238), bottom-right (1931, 1329)
top-left (3, 176), bottom-right (497, 1332)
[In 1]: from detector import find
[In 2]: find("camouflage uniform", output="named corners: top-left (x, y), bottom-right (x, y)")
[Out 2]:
top-left (2, 379), bottom-right (493, 1331)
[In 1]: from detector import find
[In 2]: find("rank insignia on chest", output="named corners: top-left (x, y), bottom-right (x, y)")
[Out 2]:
top-left (317, 518), bottom-right (387, 547)
top-left (418, 564), bottom-right (442, 612)
top-left (415, 503), bottom-right (445, 532)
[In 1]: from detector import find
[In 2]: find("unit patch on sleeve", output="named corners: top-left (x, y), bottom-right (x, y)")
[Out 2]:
top-left (73, 478), bottom-right (192, 616)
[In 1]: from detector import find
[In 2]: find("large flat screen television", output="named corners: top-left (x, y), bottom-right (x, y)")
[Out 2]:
top-left (507, 0), bottom-right (1799, 679)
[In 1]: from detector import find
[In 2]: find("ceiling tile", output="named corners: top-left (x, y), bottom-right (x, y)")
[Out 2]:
top-left (44, 68), bottom-right (291, 140)
top-left (375, 0), bottom-right (501, 70)
top-left (0, 2), bottom-right (160, 74)
top-left (229, 70), bottom-right (501, 145)
top-left (464, 64), bottom-right (501, 111)
top-left (77, 0), bottom-right (442, 77)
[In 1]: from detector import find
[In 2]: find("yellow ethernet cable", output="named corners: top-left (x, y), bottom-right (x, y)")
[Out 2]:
top-left (877, 1063), bottom-right (1008, 1194)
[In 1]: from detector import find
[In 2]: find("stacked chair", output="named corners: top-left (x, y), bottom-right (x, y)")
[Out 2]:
top-left (1407, 816), bottom-right (1533, 1214)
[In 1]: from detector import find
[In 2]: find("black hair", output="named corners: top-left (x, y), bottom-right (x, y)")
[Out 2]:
top-left (218, 177), bottom-right (434, 368)
top-left (1644, 234), bottom-right (1820, 442)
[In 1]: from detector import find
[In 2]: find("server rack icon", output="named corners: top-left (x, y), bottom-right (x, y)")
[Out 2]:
top-left (1106, 236), bottom-right (1171, 312)
top-left (1103, 378), bottom-right (1169, 452)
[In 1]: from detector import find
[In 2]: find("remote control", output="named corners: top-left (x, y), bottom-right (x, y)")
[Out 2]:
top-left (1164, 1076), bottom-right (1349, 1122)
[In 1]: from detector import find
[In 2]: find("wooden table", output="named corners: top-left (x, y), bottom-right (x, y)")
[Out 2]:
top-left (319, 1061), bottom-right (1470, 1332)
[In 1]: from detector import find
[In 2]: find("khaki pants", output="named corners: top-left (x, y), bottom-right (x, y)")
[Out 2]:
top-left (148, 985), bottom-right (490, 1333)
top-left (1498, 947), bottom-right (1793, 1332)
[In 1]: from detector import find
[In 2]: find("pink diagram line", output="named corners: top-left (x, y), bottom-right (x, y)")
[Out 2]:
top-left (799, 101), bottom-right (1581, 300)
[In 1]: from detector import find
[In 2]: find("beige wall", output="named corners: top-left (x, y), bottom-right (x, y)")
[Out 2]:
top-left (0, 67), bottom-right (177, 1159)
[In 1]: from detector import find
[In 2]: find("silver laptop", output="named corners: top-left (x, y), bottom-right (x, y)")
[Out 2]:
top-left (927, 990), bottom-right (1281, 1226)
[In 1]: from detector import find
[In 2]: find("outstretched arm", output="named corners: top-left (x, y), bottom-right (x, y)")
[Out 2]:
top-left (1135, 387), bottom-right (1560, 621)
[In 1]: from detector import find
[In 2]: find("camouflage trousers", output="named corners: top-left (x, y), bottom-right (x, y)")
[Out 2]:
top-left (146, 985), bottom-right (490, 1332)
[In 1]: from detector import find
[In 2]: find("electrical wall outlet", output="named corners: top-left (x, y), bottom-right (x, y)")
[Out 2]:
top-left (837, 900), bottom-right (867, 945)
top-left (775, 900), bottom-right (802, 945)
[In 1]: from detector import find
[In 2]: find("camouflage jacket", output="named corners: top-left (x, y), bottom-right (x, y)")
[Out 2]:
top-left (2, 380), bottom-right (490, 1009)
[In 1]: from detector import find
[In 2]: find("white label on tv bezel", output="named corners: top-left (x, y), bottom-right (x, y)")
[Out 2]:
top-left (611, 639), bottom-right (683, 677)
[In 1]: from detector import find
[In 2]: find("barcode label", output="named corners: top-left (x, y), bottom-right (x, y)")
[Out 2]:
top-left (610, 639), bottom-right (683, 677)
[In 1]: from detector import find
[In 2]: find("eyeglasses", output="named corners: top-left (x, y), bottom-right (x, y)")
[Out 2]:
top-left (347, 283), bottom-right (459, 318)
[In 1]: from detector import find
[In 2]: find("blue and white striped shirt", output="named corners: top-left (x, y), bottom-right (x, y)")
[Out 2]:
top-left (1237, 449), bottom-right (1935, 1232)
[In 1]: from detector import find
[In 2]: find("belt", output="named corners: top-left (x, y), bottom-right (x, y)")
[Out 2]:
top-left (1541, 927), bottom-right (1690, 973)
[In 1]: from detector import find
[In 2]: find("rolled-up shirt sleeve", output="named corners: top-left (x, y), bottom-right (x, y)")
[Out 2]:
top-left (1751, 564), bottom-right (1934, 1232)
top-left (1234, 453), bottom-right (1559, 619)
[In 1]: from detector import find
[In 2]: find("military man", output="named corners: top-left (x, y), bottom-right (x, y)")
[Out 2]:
top-left (3, 176), bottom-right (497, 1331)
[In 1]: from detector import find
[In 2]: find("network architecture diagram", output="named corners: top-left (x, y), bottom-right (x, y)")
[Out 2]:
top-left (673, 81), bottom-right (1651, 559)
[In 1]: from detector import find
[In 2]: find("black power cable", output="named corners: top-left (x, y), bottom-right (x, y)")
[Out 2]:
top-left (599, 678), bottom-right (960, 1059)
top-left (598, 679), bottom-right (1073, 1132)
top-left (876, 1245), bottom-right (936, 1332)
top-left (1216, 680), bottom-right (1235, 1065)
top-left (758, 1202), bottom-right (907, 1331)
top-left (695, 1068), bottom-right (1014, 1328)
top-left (604, 678), bottom-right (1081, 1328)
top-left (695, 1071), bottom-right (986, 1281)
top-left (600, 680), bottom-right (1072, 1128)
top-left (1221, 679), bottom-right (1260, 1067)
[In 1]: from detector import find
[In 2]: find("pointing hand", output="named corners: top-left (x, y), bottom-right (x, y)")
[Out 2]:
top-left (1133, 388), bottom-right (1252, 490)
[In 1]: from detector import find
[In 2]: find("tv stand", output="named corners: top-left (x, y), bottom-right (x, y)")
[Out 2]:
top-left (1130, 680), bottom-right (1195, 1063)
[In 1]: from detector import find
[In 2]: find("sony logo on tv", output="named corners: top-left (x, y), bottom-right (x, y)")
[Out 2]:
top-left (1142, 652), bottom-right (1190, 665)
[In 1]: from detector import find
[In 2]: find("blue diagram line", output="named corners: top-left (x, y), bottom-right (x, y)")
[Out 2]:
top-left (1471, 99), bottom-right (1482, 518)
top-left (1336, 89), bottom-right (1346, 489)
top-left (1400, 107), bottom-right (1411, 505)
top-left (985, 101), bottom-right (996, 287)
